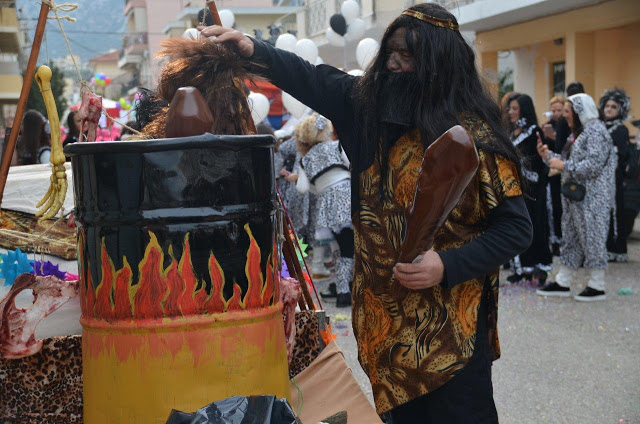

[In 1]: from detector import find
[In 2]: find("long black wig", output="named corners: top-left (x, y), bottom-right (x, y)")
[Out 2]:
top-left (351, 2), bottom-right (520, 176)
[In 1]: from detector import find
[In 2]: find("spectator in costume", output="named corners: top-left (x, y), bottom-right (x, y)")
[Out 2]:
top-left (506, 93), bottom-right (552, 284)
top-left (294, 114), bottom-right (353, 308)
top-left (16, 110), bottom-right (50, 165)
top-left (599, 88), bottom-right (631, 262)
top-left (63, 111), bottom-right (82, 146)
top-left (537, 94), bottom-right (617, 302)
top-left (543, 96), bottom-right (566, 254)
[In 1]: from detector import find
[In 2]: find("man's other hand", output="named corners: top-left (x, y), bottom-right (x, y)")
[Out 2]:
top-left (198, 25), bottom-right (255, 57)
top-left (393, 250), bottom-right (444, 290)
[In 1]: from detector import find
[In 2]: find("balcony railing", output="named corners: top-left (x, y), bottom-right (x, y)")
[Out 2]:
top-left (305, 0), bottom-right (328, 36)
top-left (0, 53), bottom-right (19, 74)
top-left (121, 33), bottom-right (148, 51)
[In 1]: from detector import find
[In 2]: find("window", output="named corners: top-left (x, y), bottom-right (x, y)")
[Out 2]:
top-left (552, 61), bottom-right (565, 98)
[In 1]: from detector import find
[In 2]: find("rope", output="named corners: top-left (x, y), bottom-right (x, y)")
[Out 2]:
top-left (41, 0), bottom-right (143, 136)
top-left (42, 0), bottom-right (78, 22)
top-left (200, 0), bottom-right (208, 27)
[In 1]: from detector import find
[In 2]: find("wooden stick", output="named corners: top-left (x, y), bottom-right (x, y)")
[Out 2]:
top-left (0, 3), bottom-right (50, 210)
top-left (283, 240), bottom-right (308, 311)
top-left (283, 218), bottom-right (315, 310)
top-left (207, 1), bottom-right (223, 26)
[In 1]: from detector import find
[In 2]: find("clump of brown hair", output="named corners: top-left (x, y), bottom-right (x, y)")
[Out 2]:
top-left (294, 114), bottom-right (333, 155)
top-left (141, 38), bottom-right (262, 138)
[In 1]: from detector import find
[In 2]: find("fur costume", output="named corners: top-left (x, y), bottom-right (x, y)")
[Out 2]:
top-left (296, 115), bottom-right (353, 296)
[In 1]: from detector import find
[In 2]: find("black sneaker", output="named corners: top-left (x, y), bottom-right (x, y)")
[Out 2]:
top-left (320, 283), bottom-right (337, 299)
top-left (532, 268), bottom-right (548, 287)
top-left (507, 273), bottom-right (524, 284)
top-left (574, 287), bottom-right (606, 302)
top-left (536, 282), bottom-right (570, 297)
top-left (336, 292), bottom-right (351, 308)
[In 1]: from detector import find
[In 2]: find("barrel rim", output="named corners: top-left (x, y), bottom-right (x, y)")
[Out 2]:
top-left (64, 133), bottom-right (276, 156)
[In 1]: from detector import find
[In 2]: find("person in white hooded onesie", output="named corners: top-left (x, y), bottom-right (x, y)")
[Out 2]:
top-left (537, 93), bottom-right (617, 301)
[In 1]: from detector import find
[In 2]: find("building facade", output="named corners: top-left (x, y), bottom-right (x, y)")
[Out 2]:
top-left (163, 0), bottom-right (302, 46)
top-left (0, 3), bottom-right (22, 128)
top-left (459, 0), bottom-right (640, 127)
top-left (89, 50), bottom-right (124, 100)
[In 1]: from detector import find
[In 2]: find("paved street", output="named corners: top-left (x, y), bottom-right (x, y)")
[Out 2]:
top-left (321, 232), bottom-right (640, 423)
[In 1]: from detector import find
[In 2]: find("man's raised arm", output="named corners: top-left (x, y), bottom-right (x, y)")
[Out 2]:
top-left (200, 26), bottom-right (355, 125)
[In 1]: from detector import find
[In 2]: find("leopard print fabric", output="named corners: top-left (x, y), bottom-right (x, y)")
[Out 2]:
top-left (289, 310), bottom-right (321, 378)
top-left (351, 117), bottom-right (523, 414)
top-left (0, 336), bottom-right (83, 423)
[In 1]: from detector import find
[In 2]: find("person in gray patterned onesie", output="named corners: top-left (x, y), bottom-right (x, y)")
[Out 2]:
top-left (275, 137), bottom-right (312, 241)
top-left (536, 93), bottom-right (617, 302)
top-left (294, 114), bottom-right (353, 307)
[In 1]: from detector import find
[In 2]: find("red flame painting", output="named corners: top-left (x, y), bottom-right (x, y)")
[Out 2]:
top-left (82, 225), bottom-right (277, 322)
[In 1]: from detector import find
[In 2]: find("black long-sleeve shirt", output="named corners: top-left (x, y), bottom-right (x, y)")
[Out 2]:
top-left (250, 39), bottom-right (532, 285)
top-left (438, 196), bottom-right (532, 288)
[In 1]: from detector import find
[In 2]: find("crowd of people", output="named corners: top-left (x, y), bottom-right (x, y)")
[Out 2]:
top-left (500, 83), bottom-right (637, 302)
top-left (275, 81), bottom-right (637, 306)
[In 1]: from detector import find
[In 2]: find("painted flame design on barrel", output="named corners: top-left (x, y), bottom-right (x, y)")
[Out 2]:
top-left (81, 223), bottom-right (277, 321)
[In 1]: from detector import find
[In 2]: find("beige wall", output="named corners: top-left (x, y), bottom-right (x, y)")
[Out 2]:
top-left (0, 74), bottom-right (22, 101)
top-left (592, 23), bottom-right (639, 123)
top-left (531, 40), bottom-right (565, 123)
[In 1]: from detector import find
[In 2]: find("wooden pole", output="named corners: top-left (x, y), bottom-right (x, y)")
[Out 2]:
top-left (207, 1), bottom-right (223, 26)
top-left (283, 240), bottom-right (308, 311)
top-left (283, 218), bottom-right (315, 310)
top-left (0, 3), bottom-right (50, 210)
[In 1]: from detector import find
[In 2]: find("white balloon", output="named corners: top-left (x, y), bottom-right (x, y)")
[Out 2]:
top-left (347, 69), bottom-right (364, 76)
top-left (341, 0), bottom-right (360, 25)
top-left (294, 39), bottom-right (319, 64)
top-left (282, 92), bottom-right (307, 119)
top-left (325, 28), bottom-right (345, 47)
top-left (248, 92), bottom-right (270, 125)
top-left (315, 56), bottom-right (324, 65)
top-left (345, 18), bottom-right (366, 42)
top-left (219, 9), bottom-right (235, 28)
top-left (182, 28), bottom-right (200, 41)
top-left (275, 33), bottom-right (298, 52)
top-left (356, 38), bottom-right (379, 70)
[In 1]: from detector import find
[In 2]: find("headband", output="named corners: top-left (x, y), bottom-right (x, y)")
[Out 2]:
top-left (402, 9), bottom-right (459, 31)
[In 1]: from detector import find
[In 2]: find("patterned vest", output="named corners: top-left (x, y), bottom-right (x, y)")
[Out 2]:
top-left (351, 116), bottom-right (522, 414)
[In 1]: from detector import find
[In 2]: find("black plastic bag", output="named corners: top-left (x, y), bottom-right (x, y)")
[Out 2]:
top-left (166, 395), bottom-right (298, 424)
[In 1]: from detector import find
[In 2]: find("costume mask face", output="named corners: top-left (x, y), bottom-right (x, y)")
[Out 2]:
top-left (385, 28), bottom-right (416, 73)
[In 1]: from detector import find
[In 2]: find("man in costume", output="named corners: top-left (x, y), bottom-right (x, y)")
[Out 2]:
top-left (202, 3), bottom-right (532, 422)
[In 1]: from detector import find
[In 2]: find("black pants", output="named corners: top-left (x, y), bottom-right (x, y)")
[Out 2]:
top-left (607, 187), bottom-right (627, 255)
top-left (383, 285), bottom-right (498, 424)
top-left (332, 227), bottom-right (354, 258)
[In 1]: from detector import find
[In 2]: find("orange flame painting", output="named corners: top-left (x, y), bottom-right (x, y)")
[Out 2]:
top-left (82, 225), bottom-right (277, 322)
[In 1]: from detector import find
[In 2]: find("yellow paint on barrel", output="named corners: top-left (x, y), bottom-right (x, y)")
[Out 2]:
top-left (82, 304), bottom-right (289, 423)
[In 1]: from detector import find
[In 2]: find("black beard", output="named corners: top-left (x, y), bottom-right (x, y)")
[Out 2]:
top-left (377, 72), bottom-right (420, 127)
